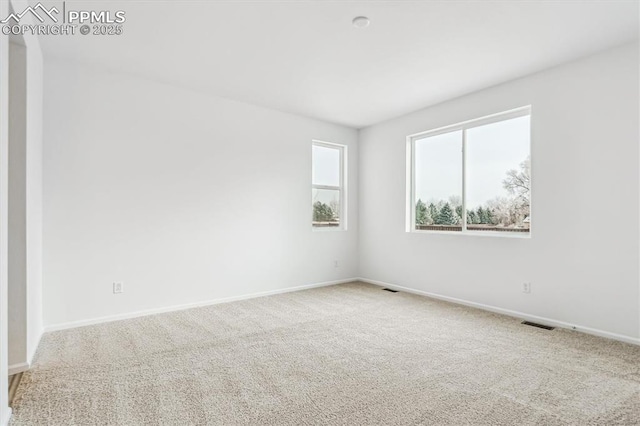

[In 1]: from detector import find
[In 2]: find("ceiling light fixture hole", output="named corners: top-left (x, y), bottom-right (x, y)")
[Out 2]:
top-left (352, 16), bottom-right (370, 29)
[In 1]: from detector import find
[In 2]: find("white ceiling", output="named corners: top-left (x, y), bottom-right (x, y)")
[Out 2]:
top-left (34, 0), bottom-right (639, 128)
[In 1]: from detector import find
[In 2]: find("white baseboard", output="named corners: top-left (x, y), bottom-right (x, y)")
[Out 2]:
top-left (359, 277), bottom-right (640, 346)
top-left (45, 278), bottom-right (359, 333)
top-left (7, 328), bottom-right (43, 376)
top-left (27, 328), bottom-right (42, 365)
top-left (1, 408), bottom-right (12, 426)
top-left (8, 362), bottom-right (28, 376)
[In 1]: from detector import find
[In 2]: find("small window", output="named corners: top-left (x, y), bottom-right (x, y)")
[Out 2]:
top-left (409, 106), bottom-right (531, 236)
top-left (312, 141), bottom-right (346, 229)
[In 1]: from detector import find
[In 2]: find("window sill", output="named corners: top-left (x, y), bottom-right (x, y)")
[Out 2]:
top-left (313, 227), bottom-right (346, 232)
top-left (410, 229), bottom-right (530, 239)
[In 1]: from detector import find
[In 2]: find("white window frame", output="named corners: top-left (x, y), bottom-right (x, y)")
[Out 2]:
top-left (406, 105), bottom-right (531, 238)
top-left (312, 140), bottom-right (347, 231)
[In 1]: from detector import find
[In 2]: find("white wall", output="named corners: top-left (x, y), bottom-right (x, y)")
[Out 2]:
top-left (24, 28), bottom-right (43, 366)
top-left (8, 39), bottom-right (27, 369)
top-left (43, 59), bottom-right (358, 328)
top-left (359, 42), bottom-right (639, 342)
top-left (0, 0), bottom-right (10, 420)
top-left (6, 10), bottom-right (44, 373)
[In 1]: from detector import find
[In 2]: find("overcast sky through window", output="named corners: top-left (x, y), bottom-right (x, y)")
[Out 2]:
top-left (312, 145), bottom-right (340, 187)
top-left (312, 144), bottom-right (341, 208)
top-left (415, 115), bottom-right (530, 209)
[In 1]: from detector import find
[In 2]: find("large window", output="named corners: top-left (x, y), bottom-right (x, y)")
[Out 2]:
top-left (312, 141), bottom-right (346, 229)
top-left (409, 107), bottom-right (531, 235)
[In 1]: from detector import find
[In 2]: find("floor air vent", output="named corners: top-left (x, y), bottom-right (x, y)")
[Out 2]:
top-left (382, 288), bottom-right (399, 293)
top-left (521, 321), bottom-right (555, 331)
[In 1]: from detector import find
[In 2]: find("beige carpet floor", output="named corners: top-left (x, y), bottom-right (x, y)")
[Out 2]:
top-left (9, 282), bottom-right (640, 425)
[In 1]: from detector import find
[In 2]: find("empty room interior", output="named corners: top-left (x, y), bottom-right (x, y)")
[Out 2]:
top-left (1, 0), bottom-right (639, 425)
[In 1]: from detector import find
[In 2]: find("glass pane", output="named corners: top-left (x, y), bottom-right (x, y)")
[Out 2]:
top-left (466, 115), bottom-right (530, 233)
top-left (414, 131), bottom-right (462, 231)
top-left (312, 145), bottom-right (340, 187)
top-left (312, 188), bottom-right (340, 227)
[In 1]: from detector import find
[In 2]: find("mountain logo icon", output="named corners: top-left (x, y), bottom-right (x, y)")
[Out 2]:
top-left (1, 3), bottom-right (59, 24)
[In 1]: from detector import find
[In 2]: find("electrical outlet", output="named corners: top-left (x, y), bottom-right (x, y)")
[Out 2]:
top-left (522, 282), bottom-right (531, 294)
top-left (113, 282), bottom-right (124, 294)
